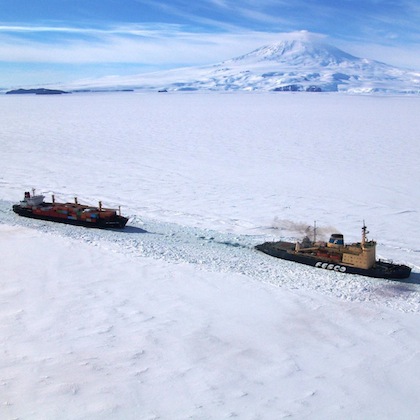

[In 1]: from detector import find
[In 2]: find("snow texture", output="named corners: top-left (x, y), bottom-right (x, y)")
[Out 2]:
top-left (1, 92), bottom-right (420, 419)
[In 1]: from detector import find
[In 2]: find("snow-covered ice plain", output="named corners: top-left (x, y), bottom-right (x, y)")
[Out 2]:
top-left (1, 92), bottom-right (420, 419)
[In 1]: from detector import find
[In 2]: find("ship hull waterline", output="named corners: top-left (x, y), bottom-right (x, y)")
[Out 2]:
top-left (255, 242), bottom-right (412, 280)
top-left (13, 205), bottom-right (128, 229)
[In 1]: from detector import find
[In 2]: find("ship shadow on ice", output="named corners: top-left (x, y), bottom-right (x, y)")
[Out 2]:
top-left (373, 273), bottom-right (420, 300)
top-left (384, 271), bottom-right (420, 290)
top-left (123, 225), bottom-right (148, 234)
top-left (399, 271), bottom-right (420, 285)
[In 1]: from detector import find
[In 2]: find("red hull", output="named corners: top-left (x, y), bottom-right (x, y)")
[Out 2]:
top-left (13, 199), bottom-right (128, 229)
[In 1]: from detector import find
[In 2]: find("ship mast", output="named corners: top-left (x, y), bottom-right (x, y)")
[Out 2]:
top-left (361, 221), bottom-right (368, 248)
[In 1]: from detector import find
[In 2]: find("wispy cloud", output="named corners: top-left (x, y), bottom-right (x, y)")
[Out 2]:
top-left (0, 24), bottom-right (289, 65)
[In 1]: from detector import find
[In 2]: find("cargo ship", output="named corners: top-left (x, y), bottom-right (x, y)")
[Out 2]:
top-left (13, 190), bottom-right (129, 229)
top-left (255, 223), bottom-right (411, 280)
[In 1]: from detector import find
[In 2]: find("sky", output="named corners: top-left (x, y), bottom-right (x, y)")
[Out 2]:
top-left (0, 0), bottom-right (420, 87)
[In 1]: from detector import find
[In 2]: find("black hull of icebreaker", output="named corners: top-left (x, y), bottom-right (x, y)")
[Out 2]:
top-left (13, 205), bottom-right (128, 229)
top-left (255, 241), bottom-right (412, 280)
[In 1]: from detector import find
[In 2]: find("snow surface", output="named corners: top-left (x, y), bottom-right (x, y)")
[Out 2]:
top-left (1, 92), bottom-right (420, 419)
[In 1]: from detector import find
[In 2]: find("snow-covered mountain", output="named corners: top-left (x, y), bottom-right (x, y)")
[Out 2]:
top-left (69, 39), bottom-right (420, 94)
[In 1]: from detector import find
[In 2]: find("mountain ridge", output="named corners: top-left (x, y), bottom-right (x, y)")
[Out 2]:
top-left (39, 39), bottom-right (420, 94)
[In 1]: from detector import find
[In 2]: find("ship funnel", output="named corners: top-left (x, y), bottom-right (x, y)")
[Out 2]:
top-left (327, 233), bottom-right (344, 248)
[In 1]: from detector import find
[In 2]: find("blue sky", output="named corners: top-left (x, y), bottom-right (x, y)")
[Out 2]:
top-left (0, 0), bottom-right (419, 87)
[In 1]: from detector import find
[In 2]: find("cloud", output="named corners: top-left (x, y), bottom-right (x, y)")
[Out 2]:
top-left (0, 24), bottom-right (312, 65)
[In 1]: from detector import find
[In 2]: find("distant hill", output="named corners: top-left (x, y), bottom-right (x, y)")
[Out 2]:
top-left (6, 88), bottom-right (69, 95)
